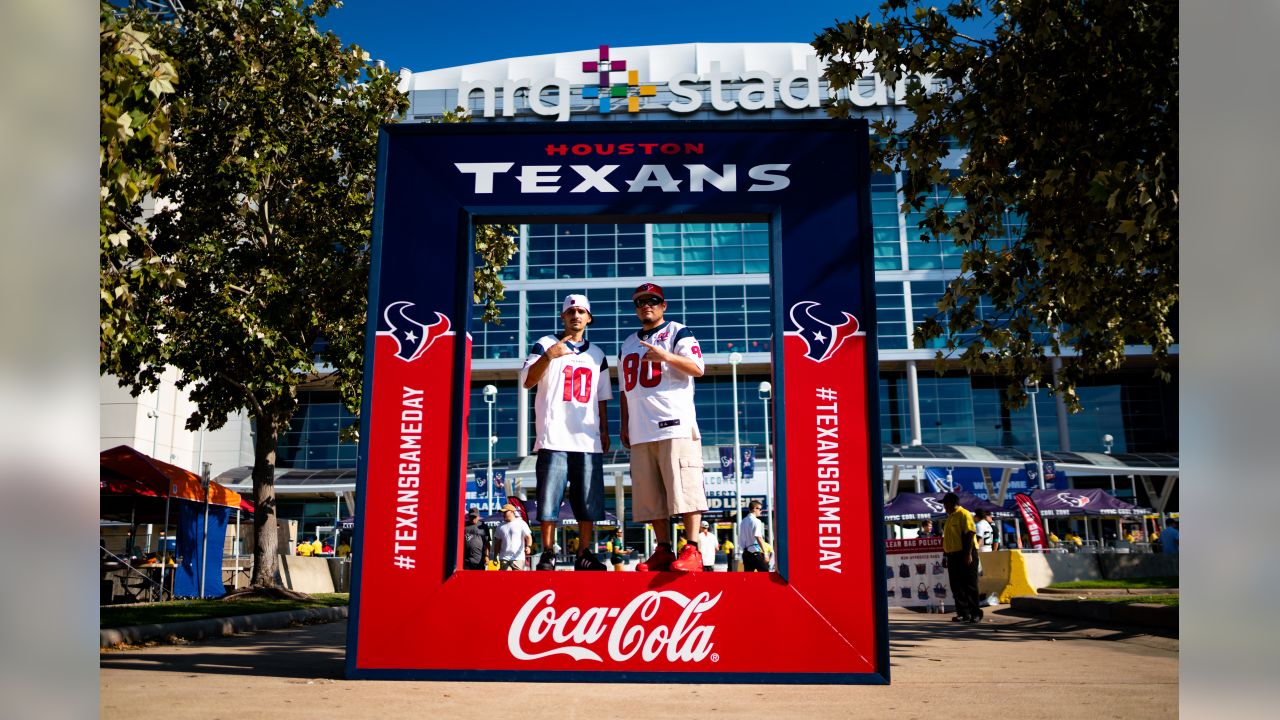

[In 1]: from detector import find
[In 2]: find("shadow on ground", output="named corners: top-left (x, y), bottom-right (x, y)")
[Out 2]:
top-left (100, 622), bottom-right (346, 680)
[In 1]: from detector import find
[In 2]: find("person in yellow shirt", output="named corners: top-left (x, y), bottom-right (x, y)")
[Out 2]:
top-left (941, 492), bottom-right (981, 623)
top-left (296, 541), bottom-right (313, 557)
top-left (336, 541), bottom-right (351, 558)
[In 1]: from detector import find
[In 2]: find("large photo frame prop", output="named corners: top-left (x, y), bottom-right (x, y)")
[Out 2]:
top-left (348, 120), bottom-right (887, 683)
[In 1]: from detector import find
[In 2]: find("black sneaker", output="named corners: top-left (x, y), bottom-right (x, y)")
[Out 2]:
top-left (536, 551), bottom-right (556, 571)
top-left (574, 550), bottom-right (608, 571)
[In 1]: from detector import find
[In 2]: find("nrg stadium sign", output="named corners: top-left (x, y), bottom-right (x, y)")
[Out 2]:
top-left (450, 44), bottom-right (937, 122)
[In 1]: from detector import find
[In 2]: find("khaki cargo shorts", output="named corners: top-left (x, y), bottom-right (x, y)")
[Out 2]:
top-left (629, 437), bottom-right (707, 522)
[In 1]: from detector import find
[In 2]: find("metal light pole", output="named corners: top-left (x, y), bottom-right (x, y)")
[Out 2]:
top-left (1103, 433), bottom-right (1121, 546)
top-left (729, 352), bottom-right (743, 570)
top-left (483, 384), bottom-right (498, 513)
top-left (758, 381), bottom-right (775, 560)
top-left (1026, 380), bottom-right (1049, 541)
top-left (199, 462), bottom-right (212, 598)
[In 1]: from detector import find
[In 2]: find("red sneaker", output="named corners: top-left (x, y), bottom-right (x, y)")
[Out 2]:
top-left (635, 543), bottom-right (675, 572)
top-left (669, 544), bottom-right (704, 572)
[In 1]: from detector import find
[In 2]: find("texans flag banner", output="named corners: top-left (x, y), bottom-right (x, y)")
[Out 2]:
top-left (348, 120), bottom-right (886, 683)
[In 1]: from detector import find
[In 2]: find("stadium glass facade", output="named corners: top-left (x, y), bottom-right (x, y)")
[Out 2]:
top-left (276, 43), bottom-right (1177, 504)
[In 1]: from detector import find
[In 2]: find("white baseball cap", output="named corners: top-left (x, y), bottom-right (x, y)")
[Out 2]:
top-left (562, 294), bottom-right (592, 316)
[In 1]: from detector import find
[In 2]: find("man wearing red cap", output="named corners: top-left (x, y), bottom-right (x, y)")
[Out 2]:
top-left (619, 283), bottom-right (708, 572)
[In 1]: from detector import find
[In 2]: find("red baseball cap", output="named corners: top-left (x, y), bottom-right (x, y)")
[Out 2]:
top-left (632, 283), bottom-right (665, 301)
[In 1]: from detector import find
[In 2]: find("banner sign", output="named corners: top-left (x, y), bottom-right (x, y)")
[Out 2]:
top-left (718, 446), bottom-right (734, 481)
top-left (717, 446), bottom-right (757, 481)
top-left (1013, 492), bottom-right (1046, 550)
top-left (884, 537), bottom-right (949, 610)
top-left (925, 466), bottom-right (1063, 500)
top-left (348, 120), bottom-right (884, 683)
top-left (467, 469), bottom-right (509, 512)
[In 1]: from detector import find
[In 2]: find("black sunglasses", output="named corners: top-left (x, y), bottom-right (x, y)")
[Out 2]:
top-left (633, 296), bottom-right (663, 307)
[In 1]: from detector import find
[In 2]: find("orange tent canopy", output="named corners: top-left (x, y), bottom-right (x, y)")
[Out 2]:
top-left (100, 445), bottom-right (243, 509)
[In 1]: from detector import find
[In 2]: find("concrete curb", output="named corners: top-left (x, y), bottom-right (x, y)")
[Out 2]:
top-left (101, 606), bottom-right (347, 648)
top-left (1039, 587), bottom-right (1178, 596)
top-left (1010, 596), bottom-right (1177, 632)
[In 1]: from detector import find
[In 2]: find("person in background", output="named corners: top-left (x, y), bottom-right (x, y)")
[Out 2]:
top-left (737, 500), bottom-right (769, 572)
top-left (336, 540), bottom-right (351, 558)
top-left (309, 537), bottom-right (323, 556)
top-left (697, 520), bottom-right (719, 571)
top-left (496, 503), bottom-right (533, 570)
top-left (607, 528), bottom-right (632, 571)
top-left (974, 510), bottom-right (995, 552)
top-left (1161, 519), bottom-right (1179, 554)
top-left (296, 539), bottom-right (313, 557)
top-left (462, 508), bottom-right (490, 571)
top-left (942, 492), bottom-right (981, 623)
top-left (920, 520), bottom-right (936, 537)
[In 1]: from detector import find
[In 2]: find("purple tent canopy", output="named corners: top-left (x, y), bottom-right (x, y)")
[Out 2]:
top-left (1004, 489), bottom-right (1149, 517)
top-left (882, 491), bottom-right (1009, 522)
top-left (482, 499), bottom-right (619, 528)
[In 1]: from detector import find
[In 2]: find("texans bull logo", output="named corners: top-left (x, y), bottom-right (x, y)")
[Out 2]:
top-left (922, 496), bottom-right (946, 513)
top-left (787, 301), bottom-right (859, 363)
top-left (380, 301), bottom-right (451, 362)
top-left (1056, 492), bottom-right (1091, 508)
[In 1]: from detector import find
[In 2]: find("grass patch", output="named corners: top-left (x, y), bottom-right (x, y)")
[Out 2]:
top-left (101, 593), bottom-right (348, 629)
top-left (1086, 594), bottom-right (1180, 606)
top-left (1046, 577), bottom-right (1178, 590)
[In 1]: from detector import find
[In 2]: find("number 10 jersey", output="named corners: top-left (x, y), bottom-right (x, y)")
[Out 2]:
top-left (520, 337), bottom-right (613, 453)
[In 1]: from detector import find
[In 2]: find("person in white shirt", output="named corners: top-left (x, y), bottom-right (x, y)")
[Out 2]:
top-left (619, 282), bottom-right (708, 573)
top-left (975, 510), bottom-right (995, 552)
top-left (495, 503), bottom-right (532, 570)
top-left (737, 500), bottom-right (769, 572)
top-left (520, 294), bottom-right (612, 572)
top-left (697, 521), bottom-right (719, 571)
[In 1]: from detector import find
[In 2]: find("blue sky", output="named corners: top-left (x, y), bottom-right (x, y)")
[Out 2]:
top-left (316, 1), bottom-right (890, 73)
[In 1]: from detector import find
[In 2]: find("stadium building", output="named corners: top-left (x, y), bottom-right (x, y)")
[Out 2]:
top-left (105, 43), bottom-right (1178, 544)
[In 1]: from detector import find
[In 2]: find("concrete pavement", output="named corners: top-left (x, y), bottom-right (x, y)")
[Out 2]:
top-left (101, 608), bottom-right (1177, 719)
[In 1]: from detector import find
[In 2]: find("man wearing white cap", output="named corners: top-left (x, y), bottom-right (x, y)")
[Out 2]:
top-left (520, 294), bottom-right (612, 572)
top-left (697, 520), bottom-right (718, 572)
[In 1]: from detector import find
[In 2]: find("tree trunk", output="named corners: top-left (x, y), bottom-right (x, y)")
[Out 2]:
top-left (250, 411), bottom-right (280, 587)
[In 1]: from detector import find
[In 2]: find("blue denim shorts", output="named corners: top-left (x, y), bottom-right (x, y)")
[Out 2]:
top-left (535, 450), bottom-right (605, 522)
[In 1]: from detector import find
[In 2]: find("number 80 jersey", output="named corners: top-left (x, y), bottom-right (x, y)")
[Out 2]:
top-left (520, 337), bottom-right (613, 453)
top-left (619, 320), bottom-right (704, 444)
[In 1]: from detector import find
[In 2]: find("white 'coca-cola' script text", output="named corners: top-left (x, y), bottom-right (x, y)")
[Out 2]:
top-left (507, 589), bottom-right (721, 663)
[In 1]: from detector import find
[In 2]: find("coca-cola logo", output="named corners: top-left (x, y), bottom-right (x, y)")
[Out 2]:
top-left (508, 589), bottom-right (721, 663)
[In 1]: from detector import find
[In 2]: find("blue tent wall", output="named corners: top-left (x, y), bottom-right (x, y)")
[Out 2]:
top-left (173, 502), bottom-right (229, 597)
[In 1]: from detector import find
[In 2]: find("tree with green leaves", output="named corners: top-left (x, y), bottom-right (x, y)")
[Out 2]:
top-left (814, 0), bottom-right (1177, 410)
top-left (101, 0), bottom-right (410, 588)
top-left (100, 0), bottom-right (181, 367)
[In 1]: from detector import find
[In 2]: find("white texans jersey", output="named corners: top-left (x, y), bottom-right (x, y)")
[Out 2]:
top-left (520, 336), bottom-right (613, 453)
top-left (619, 319), bottom-right (704, 444)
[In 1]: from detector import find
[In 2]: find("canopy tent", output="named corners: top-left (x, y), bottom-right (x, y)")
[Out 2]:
top-left (101, 445), bottom-right (245, 510)
top-left (1004, 488), bottom-right (1149, 517)
top-left (100, 446), bottom-right (250, 598)
top-left (882, 491), bottom-right (1010, 522)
